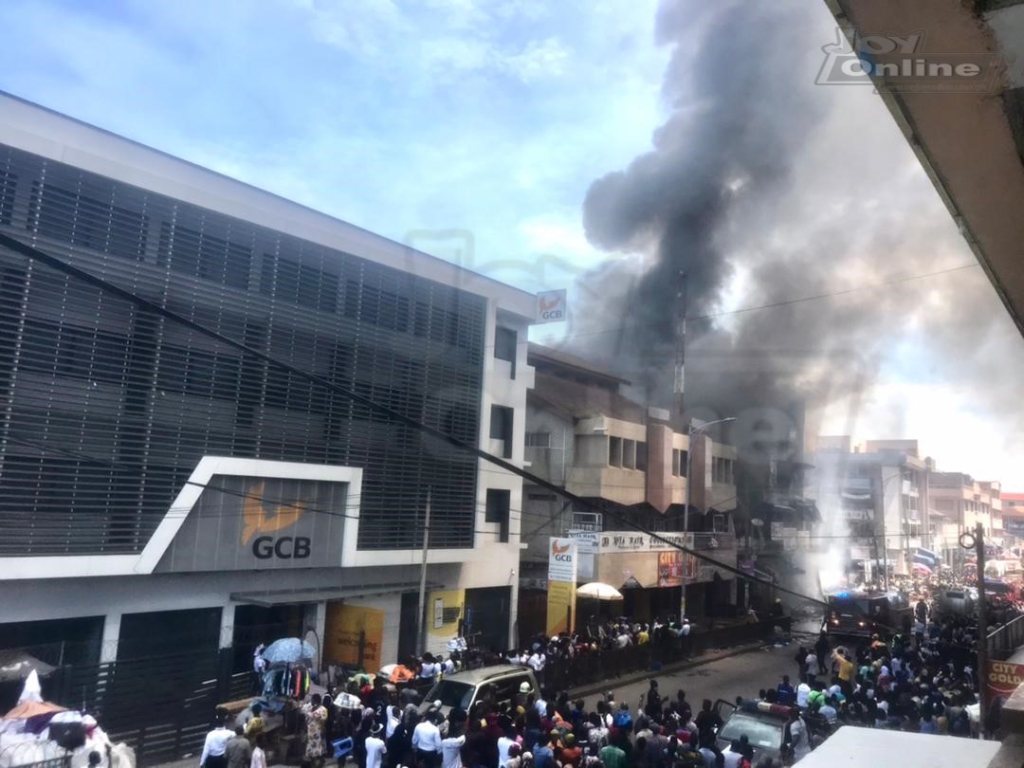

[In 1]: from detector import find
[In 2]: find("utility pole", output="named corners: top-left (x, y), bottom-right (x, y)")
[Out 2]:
top-left (974, 522), bottom-right (989, 737)
top-left (960, 523), bottom-right (988, 735)
top-left (416, 490), bottom-right (432, 656)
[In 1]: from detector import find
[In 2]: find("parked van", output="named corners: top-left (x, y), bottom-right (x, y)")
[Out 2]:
top-left (935, 588), bottom-right (976, 618)
top-left (420, 665), bottom-right (538, 718)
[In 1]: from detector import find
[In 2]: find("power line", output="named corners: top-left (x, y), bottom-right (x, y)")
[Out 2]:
top-left (0, 232), bottom-right (828, 607)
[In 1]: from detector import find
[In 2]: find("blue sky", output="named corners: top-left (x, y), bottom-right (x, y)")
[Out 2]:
top-left (0, 0), bottom-right (668, 291)
top-left (3, 0), bottom-right (1024, 485)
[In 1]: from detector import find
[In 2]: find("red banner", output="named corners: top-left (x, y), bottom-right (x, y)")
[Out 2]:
top-left (987, 660), bottom-right (1024, 708)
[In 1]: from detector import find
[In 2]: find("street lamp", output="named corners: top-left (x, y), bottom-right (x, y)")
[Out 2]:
top-left (680, 417), bottom-right (736, 622)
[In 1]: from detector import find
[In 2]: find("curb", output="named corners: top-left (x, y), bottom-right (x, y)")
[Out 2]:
top-left (567, 642), bottom-right (765, 699)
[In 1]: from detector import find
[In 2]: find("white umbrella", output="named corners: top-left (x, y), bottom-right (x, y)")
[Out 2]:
top-left (576, 582), bottom-right (624, 600)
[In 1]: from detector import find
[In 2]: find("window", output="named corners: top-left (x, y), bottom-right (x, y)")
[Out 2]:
top-left (636, 442), bottom-right (648, 472)
top-left (344, 281), bottom-right (410, 332)
top-left (609, 436), bottom-right (622, 467)
top-left (525, 432), bottom-right (550, 448)
top-left (623, 439), bottom-right (636, 469)
top-left (158, 221), bottom-right (251, 288)
top-left (489, 404), bottom-right (514, 458)
top-left (260, 253), bottom-right (338, 313)
top-left (494, 327), bottom-right (517, 378)
top-left (486, 489), bottom-right (511, 542)
top-left (672, 449), bottom-right (680, 477)
top-left (29, 181), bottom-right (149, 260)
top-left (679, 450), bottom-right (689, 477)
top-left (0, 170), bottom-right (15, 226)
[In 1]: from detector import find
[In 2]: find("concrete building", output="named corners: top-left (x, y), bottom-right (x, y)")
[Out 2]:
top-left (1003, 492), bottom-right (1024, 551)
top-left (810, 438), bottom-right (931, 581)
top-left (0, 93), bottom-right (537, 677)
top-left (518, 344), bottom-right (738, 632)
top-left (930, 473), bottom-right (1002, 568)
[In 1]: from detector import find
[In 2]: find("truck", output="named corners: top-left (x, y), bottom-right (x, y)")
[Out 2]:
top-left (823, 591), bottom-right (912, 639)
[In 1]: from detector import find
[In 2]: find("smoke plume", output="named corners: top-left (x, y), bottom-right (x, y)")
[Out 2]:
top-left (567, 0), bottom-right (1024, 470)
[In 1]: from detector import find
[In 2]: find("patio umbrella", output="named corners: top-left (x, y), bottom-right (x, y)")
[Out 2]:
top-left (576, 582), bottom-right (624, 600)
top-left (0, 652), bottom-right (55, 684)
top-left (912, 563), bottom-right (933, 576)
top-left (262, 637), bottom-right (316, 665)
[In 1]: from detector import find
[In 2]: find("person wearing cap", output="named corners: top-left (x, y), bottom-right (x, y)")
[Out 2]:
top-left (558, 732), bottom-right (582, 768)
top-left (200, 712), bottom-right (235, 768)
top-left (366, 723), bottom-right (388, 768)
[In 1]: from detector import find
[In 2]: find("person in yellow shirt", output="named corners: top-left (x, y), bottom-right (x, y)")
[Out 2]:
top-left (833, 648), bottom-right (855, 697)
top-left (637, 626), bottom-right (650, 645)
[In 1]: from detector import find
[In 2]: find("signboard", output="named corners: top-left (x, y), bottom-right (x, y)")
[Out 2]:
top-left (598, 532), bottom-right (691, 553)
top-left (987, 660), bottom-right (1024, 709)
top-left (548, 537), bottom-right (578, 582)
top-left (770, 522), bottom-right (784, 541)
top-left (535, 289), bottom-right (567, 324)
top-left (156, 475), bottom-right (349, 572)
top-left (546, 580), bottom-right (576, 635)
top-left (844, 509), bottom-right (873, 521)
top-left (569, 530), bottom-right (599, 581)
top-left (324, 603), bottom-right (384, 672)
top-left (658, 551), bottom-right (683, 587)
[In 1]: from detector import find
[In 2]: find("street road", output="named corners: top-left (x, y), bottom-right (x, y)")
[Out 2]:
top-left (590, 644), bottom-right (801, 713)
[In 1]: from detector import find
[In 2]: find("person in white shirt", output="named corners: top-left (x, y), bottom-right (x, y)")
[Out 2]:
top-left (413, 716), bottom-right (443, 768)
top-left (787, 711), bottom-right (810, 763)
top-left (498, 733), bottom-right (516, 768)
top-left (818, 698), bottom-right (838, 725)
top-left (366, 724), bottom-right (387, 768)
top-left (804, 652), bottom-right (820, 683)
top-left (680, 621), bottom-right (692, 637)
top-left (528, 650), bottom-right (546, 675)
top-left (386, 704), bottom-right (402, 741)
top-left (441, 728), bottom-right (466, 768)
top-left (796, 681), bottom-right (811, 708)
top-left (250, 735), bottom-right (267, 768)
top-left (420, 655), bottom-right (439, 680)
top-left (442, 657), bottom-right (456, 676)
top-left (720, 748), bottom-right (742, 768)
top-left (534, 695), bottom-right (548, 717)
top-left (200, 717), bottom-right (234, 768)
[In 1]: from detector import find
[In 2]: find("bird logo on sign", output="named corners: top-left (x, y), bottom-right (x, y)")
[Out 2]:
top-left (552, 540), bottom-right (571, 555)
top-left (241, 481), bottom-right (307, 545)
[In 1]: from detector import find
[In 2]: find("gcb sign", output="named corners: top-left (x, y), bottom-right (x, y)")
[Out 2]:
top-left (535, 290), bottom-right (567, 325)
top-left (548, 537), bottom-right (577, 583)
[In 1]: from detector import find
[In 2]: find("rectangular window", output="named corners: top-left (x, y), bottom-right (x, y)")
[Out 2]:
top-left (623, 439), bottom-right (636, 469)
top-left (672, 449), bottom-right (680, 477)
top-left (494, 327), bottom-right (517, 379)
top-left (260, 254), bottom-right (338, 313)
top-left (680, 450), bottom-right (688, 478)
top-left (345, 281), bottom-right (410, 332)
top-left (609, 436), bottom-right (622, 467)
top-left (525, 432), bottom-right (550, 448)
top-left (490, 404), bottom-right (514, 458)
top-left (0, 170), bottom-right (15, 226)
top-left (29, 181), bottom-right (148, 260)
top-left (486, 488), bottom-right (511, 542)
top-left (158, 221), bottom-right (251, 289)
top-left (636, 442), bottom-right (648, 472)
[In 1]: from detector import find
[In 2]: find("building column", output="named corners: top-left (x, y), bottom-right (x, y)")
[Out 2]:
top-left (220, 604), bottom-right (236, 650)
top-left (100, 613), bottom-right (121, 664)
top-left (307, 602), bottom-right (327, 670)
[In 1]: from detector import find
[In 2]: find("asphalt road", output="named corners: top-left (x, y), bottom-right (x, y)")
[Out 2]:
top-left (589, 643), bottom-right (801, 714)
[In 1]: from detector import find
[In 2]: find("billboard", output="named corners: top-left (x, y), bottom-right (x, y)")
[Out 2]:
top-left (569, 530), bottom-right (599, 580)
top-left (658, 551), bottom-right (683, 587)
top-left (324, 603), bottom-right (384, 672)
top-left (986, 660), bottom-right (1024, 709)
top-left (535, 290), bottom-right (567, 324)
top-left (155, 475), bottom-right (349, 572)
top-left (548, 537), bottom-right (578, 582)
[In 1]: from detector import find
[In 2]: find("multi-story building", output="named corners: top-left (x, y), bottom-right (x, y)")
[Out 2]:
top-left (0, 94), bottom-right (537, 680)
top-left (810, 438), bottom-right (932, 581)
top-left (1002, 492), bottom-right (1024, 553)
top-left (518, 344), bottom-right (739, 632)
top-left (930, 473), bottom-right (1002, 568)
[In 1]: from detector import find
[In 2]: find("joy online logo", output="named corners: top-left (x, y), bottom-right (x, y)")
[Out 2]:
top-left (816, 28), bottom-right (998, 92)
top-left (241, 481), bottom-right (311, 559)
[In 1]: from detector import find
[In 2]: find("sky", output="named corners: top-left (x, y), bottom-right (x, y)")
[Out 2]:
top-left (1, 0), bottom-right (1023, 487)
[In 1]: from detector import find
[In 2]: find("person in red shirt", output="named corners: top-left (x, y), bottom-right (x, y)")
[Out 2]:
top-left (558, 733), bottom-right (582, 768)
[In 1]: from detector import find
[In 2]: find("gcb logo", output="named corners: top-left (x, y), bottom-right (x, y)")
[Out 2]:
top-left (242, 482), bottom-right (311, 560)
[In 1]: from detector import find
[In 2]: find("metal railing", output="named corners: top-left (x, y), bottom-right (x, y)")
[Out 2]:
top-left (987, 613), bottom-right (1024, 660)
top-left (543, 617), bottom-right (791, 692)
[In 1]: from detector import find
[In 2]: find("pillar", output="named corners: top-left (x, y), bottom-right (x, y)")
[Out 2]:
top-left (100, 613), bottom-right (121, 664)
top-left (220, 604), bottom-right (236, 650)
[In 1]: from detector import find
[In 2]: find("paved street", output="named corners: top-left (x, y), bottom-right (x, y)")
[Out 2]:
top-left (593, 644), bottom-right (801, 713)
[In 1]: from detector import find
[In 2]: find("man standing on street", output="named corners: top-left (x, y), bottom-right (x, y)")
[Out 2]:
top-left (366, 724), bottom-right (387, 768)
top-left (413, 711), bottom-right (443, 768)
top-left (200, 712), bottom-right (234, 768)
top-left (528, 648), bottom-right (546, 688)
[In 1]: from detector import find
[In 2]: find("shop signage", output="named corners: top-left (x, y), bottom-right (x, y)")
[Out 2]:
top-left (155, 474), bottom-right (348, 572)
top-left (535, 290), bottom-right (567, 324)
top-left (569, 530), bottom-right (598, 581)
top-left (658, 551), bottom-right (683, 587)
top-left (987, 660), bottom-right (1024, 708)
top-left (548, 537), bottom-right (578, 582)
top-left (598, 532), bottom-right (690, 553)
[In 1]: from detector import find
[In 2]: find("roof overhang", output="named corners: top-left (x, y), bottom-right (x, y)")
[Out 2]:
top-left (822, 0), bottom-right (1024, 339)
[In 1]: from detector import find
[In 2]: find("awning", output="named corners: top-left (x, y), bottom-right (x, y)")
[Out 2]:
top-left (231, 581), bottom-right (443, 606)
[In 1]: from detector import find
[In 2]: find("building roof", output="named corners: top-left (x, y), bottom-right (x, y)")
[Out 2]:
top-left (0, 91), bottom-right (536, 318)
top-left (1003, 492), bottom-right (1024, 502)
top-left (530, 372), bottom-right (646, 423)
top-left (527, 343), bottom-right (631, 387)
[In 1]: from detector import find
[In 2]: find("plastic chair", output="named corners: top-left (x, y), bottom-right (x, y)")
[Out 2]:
top-left (332, 737), bottom-right (354, 759)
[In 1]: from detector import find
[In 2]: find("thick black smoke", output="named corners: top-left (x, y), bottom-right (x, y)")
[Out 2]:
top-left (567, 0), bottom-right (1024, 468)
